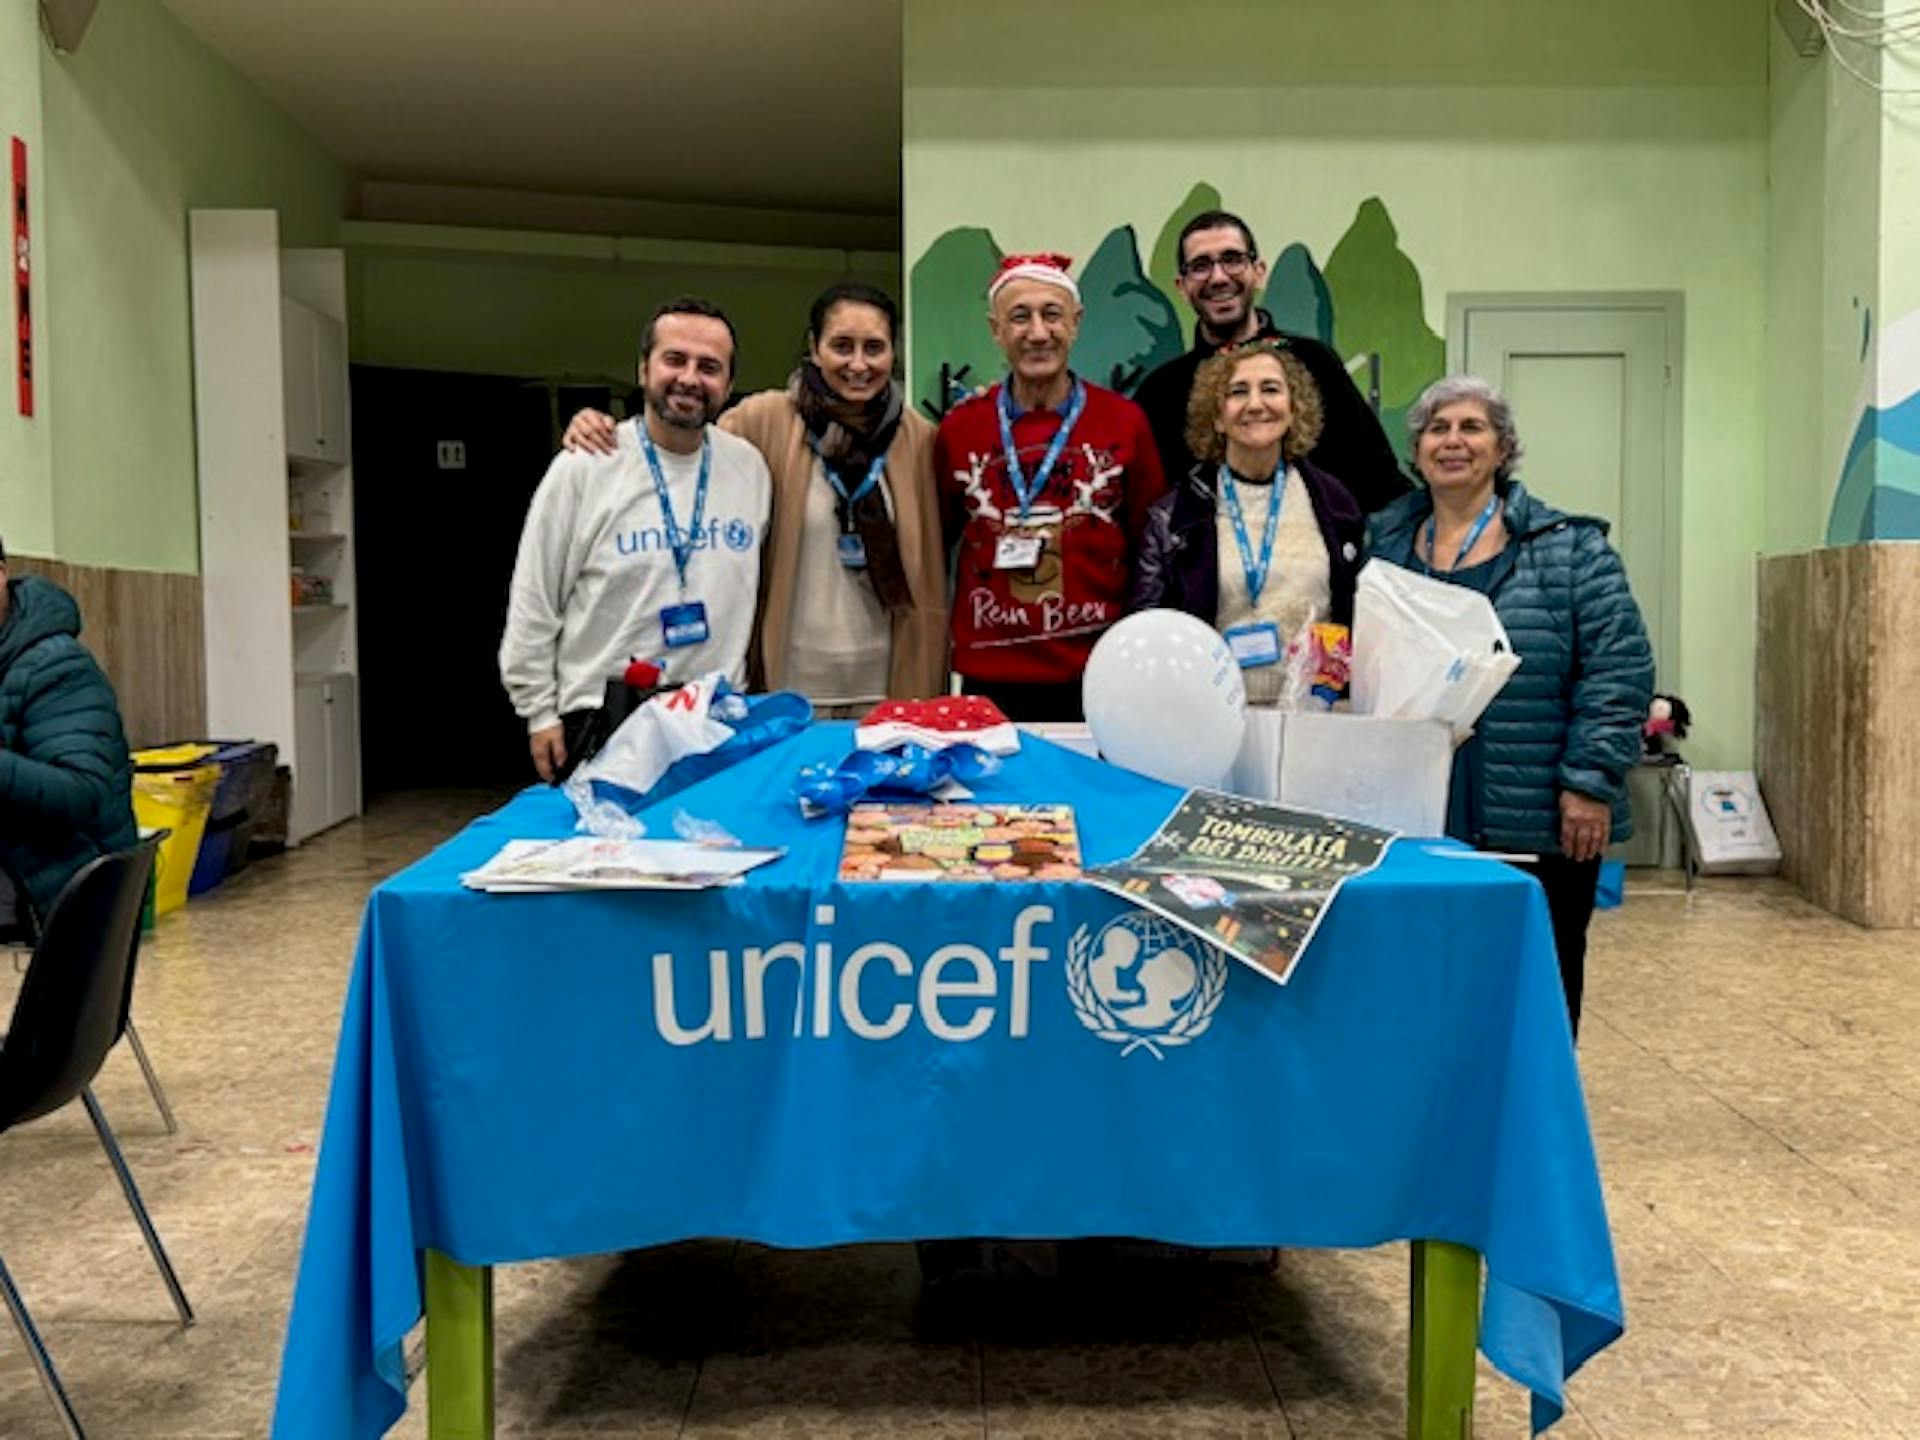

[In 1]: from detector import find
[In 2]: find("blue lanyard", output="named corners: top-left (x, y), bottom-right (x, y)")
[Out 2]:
top-left (638, 424), bottom-right (711, 591)
top-left (806, 436), bottom-right (886, 525)
top-left (1220, 463), bottom-right (1284, 602)
top-left (1424, 493), bottom-right (1501, 573)
top-left (997, 377), bottom-right (1086, 521)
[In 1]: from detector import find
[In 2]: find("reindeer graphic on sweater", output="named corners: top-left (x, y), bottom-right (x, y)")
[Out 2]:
top-left (933, 384), bottom-right (1168, 684)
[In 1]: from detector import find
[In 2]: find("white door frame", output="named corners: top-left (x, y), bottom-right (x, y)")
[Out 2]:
top-left (1446, 290), bottom-right (1685, 679)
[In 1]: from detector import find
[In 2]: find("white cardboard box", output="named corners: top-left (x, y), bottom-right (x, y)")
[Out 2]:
top-left (1021, 713), bottom-right (1452, 837)
top-left (1684, 770), bottom-right (1782, 875)
top-left (1229, 710), bottom-right (1453, 836)
top-left (1016, 722), bottom-right (1101, 760)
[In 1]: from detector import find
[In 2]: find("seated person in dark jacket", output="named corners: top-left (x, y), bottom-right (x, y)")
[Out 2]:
top-left (1129, 342), bottom-right (1365, 707)
top-left (1129, 209), bottom-right (1411, 515)
top-left (1367, 377), bottom-right (1653, 1036)
top-left (0, 536), bottom-right (139, 939)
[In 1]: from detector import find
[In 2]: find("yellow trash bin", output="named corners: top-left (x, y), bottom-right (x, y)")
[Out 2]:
top-left (131, 745), bottom-right (220, 917)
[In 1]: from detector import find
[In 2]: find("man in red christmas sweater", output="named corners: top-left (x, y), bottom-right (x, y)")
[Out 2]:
top-left (935, 253), bottom-right (1167, 721)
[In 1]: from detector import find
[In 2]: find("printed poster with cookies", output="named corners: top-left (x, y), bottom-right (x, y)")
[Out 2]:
top-left (839, 803), bottom-right (1082, 883)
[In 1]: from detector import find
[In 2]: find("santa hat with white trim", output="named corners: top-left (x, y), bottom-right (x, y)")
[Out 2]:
top-left (855, 696), bottom-right (1022, 756)
top-left (987, 252), bottom-right (1079, 305)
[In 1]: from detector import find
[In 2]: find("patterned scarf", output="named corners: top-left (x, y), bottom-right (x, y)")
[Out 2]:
top-left (791, 365), bottom-right (913, 614)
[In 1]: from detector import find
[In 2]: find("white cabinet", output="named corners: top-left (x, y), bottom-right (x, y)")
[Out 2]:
top-left (325, 673), bottom-right (361, 827)
top-left (281, 298), bottom-right (320, 462)
top-left (292, 678), bottom-right (329, 843)
top-left (281, 297), bottom-right (348, 465)
top-left (313, 309), bottom-right (349, 465)
top-left (292, 673), bottom-right (361, 843)
top-left (192, 211), bottom-right (362, 846)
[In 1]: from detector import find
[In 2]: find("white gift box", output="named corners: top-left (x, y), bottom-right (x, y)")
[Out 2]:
top-left (1225, 710), bottom-right (1453, 837)
top-left (1016, 722), bottom-right (1102, 761)
top-left (1021, 712), bottom-right (1452, 838)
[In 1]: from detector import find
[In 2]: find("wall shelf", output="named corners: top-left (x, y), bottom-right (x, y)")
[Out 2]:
top-left (192, 210), bottom-right (361, 847)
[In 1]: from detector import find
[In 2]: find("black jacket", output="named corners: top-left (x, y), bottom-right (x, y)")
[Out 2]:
top-left (1129, 312), bottom-right (1412, 516)
top-left (1128, 458), bottom-right (1366, 627)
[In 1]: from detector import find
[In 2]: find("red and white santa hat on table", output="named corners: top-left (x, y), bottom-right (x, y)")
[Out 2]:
top-left (987, 252), bottom-right (1079, 304)
top-left (856, 697), bottom-right (1022, 756)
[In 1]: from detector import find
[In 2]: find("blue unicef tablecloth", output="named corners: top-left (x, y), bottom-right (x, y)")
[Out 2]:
top-left (271, 724), bottom-right (1622, 1437)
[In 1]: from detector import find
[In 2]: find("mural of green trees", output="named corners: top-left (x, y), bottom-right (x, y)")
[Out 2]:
top-left (1071, 224), bottom-right (1183, 397)
top-left (1147, 181), bottom-right (1223, 310)
top-left (1264, 242), bottom-right (1335, 347)
top-left (908, 222), bottom-right (1181, 417)
top-left (909, 189), bottom-right (1446, 457)
top-left (1324, 198), bottom-right (1445, 461)
top-left (907, 226), bottom-right (1006, 419)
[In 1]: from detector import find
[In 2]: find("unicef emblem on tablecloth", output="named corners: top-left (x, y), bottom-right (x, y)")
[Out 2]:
top-left (1067, 912), bottom-right (1225, 1059)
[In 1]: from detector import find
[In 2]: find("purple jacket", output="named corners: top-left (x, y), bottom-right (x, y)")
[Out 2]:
top-left (1127, 458), bottom-right (1366, 626)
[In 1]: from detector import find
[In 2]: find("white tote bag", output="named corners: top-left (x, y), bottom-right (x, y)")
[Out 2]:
top-left (562, 673), bottom-right (737, 834)
top-left (1350, 559), bottom-right (1521, 743)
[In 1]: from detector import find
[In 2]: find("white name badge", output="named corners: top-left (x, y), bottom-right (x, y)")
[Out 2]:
top-left (994, 533), bottom-right (1043, 571)
top-left (661, 601), bottom-right (710, 649)
top-left (1224, 621), bottom-right (1282, 669)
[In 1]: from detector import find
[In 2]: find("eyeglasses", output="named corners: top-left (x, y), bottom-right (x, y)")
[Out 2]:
top-left (1180, 250), bottom-right (1254, 280)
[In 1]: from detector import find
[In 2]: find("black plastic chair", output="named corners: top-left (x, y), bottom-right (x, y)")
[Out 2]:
top-left (0, 844), bottom-right (194, 1440)
top-left (0, 849), bottom-right (178, 1135)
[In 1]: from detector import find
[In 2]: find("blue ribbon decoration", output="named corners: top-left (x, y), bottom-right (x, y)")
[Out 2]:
top-left (795, 743), bottom-right (1001, 817)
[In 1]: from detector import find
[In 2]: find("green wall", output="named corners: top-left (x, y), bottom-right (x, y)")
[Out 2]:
top-left (0, 0), bottom-right (51, 555)
top-left (347, 227), bottom-right (902, 397)
top-left (36, 0), bottom-right (348, 573)
top-left (1871, 18), bottom-right (1920, 325)
top-left (904, 0), bottom-right (1769, 770)
top-left (1764, 24), bottom-right (1920, 551)
top-left (1766, 25), bottom-right (1829, 556)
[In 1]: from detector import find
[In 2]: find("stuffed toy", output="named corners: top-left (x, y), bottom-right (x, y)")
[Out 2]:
top-left (1642, 693), bottom-right (1691, 759)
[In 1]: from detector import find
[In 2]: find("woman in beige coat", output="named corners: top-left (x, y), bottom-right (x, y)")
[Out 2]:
top-left (565, 284), bottom-right (948, 713)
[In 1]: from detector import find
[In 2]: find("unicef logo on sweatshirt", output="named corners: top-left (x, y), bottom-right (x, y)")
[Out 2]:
top-left (616, 517), bottom-right (759, 558)
top-left (1067, 912), bottom-right (1225, 1060)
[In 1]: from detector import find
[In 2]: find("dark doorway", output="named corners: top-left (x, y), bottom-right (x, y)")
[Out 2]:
top-left (351, 367), bottom-right (614, 794)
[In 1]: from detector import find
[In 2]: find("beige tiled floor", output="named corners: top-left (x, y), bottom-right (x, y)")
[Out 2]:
top-left (2, 796), bottom-right (1917, 1438)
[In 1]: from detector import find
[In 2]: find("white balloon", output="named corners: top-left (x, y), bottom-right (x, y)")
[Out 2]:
top-left (1082, 610), bottom-right (1247, 788)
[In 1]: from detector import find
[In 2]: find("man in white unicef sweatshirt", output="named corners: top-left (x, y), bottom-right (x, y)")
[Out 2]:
top-left (500, 297), bottom-right (772, 781)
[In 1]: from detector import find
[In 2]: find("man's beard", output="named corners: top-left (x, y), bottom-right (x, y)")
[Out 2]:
top-left (1197, 289), bottom-right (1253, 342)
top-left (648, 384), bottom-right (712, 430)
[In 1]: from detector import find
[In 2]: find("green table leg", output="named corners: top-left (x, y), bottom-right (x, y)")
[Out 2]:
top-left (425, 1250), bottom-right (494, 1440)
top-left (1408, 1239), bottom-right (1480, 1440)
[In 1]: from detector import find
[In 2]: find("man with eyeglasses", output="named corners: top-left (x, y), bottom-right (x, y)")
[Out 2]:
top-left (1131, 210), bottom-right (1410, 514)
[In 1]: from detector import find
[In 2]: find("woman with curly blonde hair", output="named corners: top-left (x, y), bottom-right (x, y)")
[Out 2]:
top-left (1128, 340), bottom-right (1367, 703)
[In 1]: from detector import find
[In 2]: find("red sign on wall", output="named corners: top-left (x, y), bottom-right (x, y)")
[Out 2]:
top-left (13, 136), bottom-right (31, 418)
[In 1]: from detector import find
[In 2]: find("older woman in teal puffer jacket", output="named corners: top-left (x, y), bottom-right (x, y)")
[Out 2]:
top-left (1367, 377), bottom-right (1652, 1036)
top-left (0, 544), bottom-right (139, 935)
